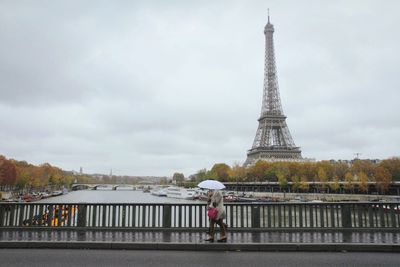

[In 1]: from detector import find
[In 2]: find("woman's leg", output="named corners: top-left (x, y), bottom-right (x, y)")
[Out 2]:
top-left (214, 219), bottom-right (226, 242)
top-left (219, 219), bottom-right (226, 238)
top-left (206, 219), bottom-right (215, 241)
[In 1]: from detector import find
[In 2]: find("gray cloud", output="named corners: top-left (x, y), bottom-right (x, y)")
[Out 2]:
top-left (1, 1), bottom-right (399, 176)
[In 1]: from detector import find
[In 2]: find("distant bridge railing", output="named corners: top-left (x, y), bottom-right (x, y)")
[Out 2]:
top-left (1, 202), bottom-right (399, 230)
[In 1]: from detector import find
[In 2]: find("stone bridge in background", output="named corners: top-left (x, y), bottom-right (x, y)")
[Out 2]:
top-left (71, 183), bottom-right (143, 191)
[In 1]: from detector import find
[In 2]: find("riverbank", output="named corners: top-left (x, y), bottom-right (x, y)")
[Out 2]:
top-left (246, 191), bottom-right (400, 202)
top-left (0, 190), bottom-right (67, 203)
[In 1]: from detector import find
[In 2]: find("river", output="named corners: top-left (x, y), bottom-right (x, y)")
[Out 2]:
top-left (36, 189), bottom-right (199, 204)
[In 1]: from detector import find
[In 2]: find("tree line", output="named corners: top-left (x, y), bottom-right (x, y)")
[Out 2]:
top-left (183, 157), bottom-right (400, 193)
top-left (2, 154), bottom-right (400, 194)
top-left (0, 155), bottom-right (165, 193)
top-left (0, 155), bottom-right (95, 192)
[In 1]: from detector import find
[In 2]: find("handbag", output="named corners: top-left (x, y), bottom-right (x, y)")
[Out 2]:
top-left (207, 207), bottom-right (218, 220)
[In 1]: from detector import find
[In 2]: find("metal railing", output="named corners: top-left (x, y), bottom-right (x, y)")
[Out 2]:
top-left (1, 202), bottom-right (399, 229)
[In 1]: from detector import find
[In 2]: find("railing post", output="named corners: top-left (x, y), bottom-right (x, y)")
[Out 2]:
top-left (163, 204), bottom-right (172, 228)
top-left (46, 205), bottom-right (53, 226)
top-left (251, 205), bottom-right (260, 228)
top-left (77, 204), bottom-right (87, 227)
top-left (341, 204), bottom-right (352, 228)
top-left (10, 204), bottom-right (16, 227)
top-left (0, 205), bottom-right (4, 227)
top-left (122, 205), bottom-right (126, 227)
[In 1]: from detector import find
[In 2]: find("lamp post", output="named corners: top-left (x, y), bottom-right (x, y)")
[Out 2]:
top-left (236, 176), bottom-right (238, 196)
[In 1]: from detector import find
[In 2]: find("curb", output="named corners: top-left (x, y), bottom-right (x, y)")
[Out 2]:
top-left (0, 241), bottom-right (399, 252)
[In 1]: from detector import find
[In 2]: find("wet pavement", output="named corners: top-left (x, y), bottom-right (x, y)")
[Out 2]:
top-left (1, 229), bottom-right (399, 244)
top-left (2, 249), bottom-right (400, 267)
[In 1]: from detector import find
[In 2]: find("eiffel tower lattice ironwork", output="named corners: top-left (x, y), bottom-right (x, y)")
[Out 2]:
top-left (245, 14), bottom-right (302, 166)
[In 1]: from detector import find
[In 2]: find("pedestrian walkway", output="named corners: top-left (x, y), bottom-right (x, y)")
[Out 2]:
top-left (1, 229), bottom-right (399, 251)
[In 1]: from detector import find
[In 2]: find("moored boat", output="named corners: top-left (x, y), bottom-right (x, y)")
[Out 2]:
top-left (150, 186), bottom-right (168, 197)
top-left (166, 187), bottom-right (196, 200)
top-left (51, 190), bottom-right (63, 197)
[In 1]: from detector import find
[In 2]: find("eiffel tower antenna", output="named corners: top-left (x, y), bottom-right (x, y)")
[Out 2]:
top-left (245, 16), bottom-right (302, 165)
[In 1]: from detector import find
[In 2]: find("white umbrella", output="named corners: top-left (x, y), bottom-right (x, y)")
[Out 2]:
top-left (197, 179), bottom-right (225, 190)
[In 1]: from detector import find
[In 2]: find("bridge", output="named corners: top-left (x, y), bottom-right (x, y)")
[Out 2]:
top-left (71, 183), bottom-right (139, 191)
top-left (1, 201), bottom-right (399, 252)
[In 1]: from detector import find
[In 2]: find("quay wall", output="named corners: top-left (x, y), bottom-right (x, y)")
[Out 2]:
top-left (247, 192), bottom-right (399, 202)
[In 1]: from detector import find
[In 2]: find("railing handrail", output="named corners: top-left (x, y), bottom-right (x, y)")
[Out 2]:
top-left (1, 201), bottom-right (399, 206)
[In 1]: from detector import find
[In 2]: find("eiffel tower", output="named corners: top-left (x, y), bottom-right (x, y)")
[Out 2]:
top-left (245, 14), bottom-right (302, 166)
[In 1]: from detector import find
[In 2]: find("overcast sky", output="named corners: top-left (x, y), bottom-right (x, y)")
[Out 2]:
top-left (1, 0), bottom-right (399, 177)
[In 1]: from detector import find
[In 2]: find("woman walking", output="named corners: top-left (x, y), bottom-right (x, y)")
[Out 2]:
top-left (205, 190), bottom-right (227, 242)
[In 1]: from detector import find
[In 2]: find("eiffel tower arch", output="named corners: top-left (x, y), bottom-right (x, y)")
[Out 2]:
top-left (245, 14), bottom-right (302, 166)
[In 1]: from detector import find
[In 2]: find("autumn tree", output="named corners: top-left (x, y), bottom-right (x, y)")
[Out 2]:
top-left (274, 162), bottom-right (290, 178)
top-left (344, 172), bottom-right (354, 193)
top-left (316, 167), bottom-right (328, 191)
top-left (291, 175), bottom-right (300, 192)
top-left (329, 175), bottom-right (340, 192)
top-left (229, 163), bottom-right (247, 183)
top-left (358, 171), bottom-right (369, 193)
top-left (332, 161), bottom-right (349, 181)
top-left (207, 163), bottom-right (231, 182)
top-left (60, 174), bottom-right (75, 187)
top-left (287, 162), bottom-right (302, 181)
top-left (49, 173), bottom-right (63, 188)
top-left (172, 172), bottom-right (185, 184)
top-left (277, 171), bottom-right (288, 191)
top-left (299, 162), bottom-right (318, 182)
top-left (39, 163), bottom-right (53, 187)
top-left (247, 161), bottom-right (270, 182)
top-left (374, 167), bottom-right (392, 194)
top-left (299, 176), bottom-right (309, 192)
top-left (75, 174), bottom-right (93, 184)
top-left (264, 168), bottom-right (278, 182)
top-left (352, 160), bottom-right (375, 178)
top-left (15, 170), bottom-right (30, 190)
top-left (316, 161), bottom-right (335, 180)
top-left (379, 157), bottom-right (400, 182)
top-left (0, 156), bottom-right (17, 189)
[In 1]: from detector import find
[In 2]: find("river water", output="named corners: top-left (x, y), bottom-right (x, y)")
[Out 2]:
top-left (36, 189), bottom-right (199, 204)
